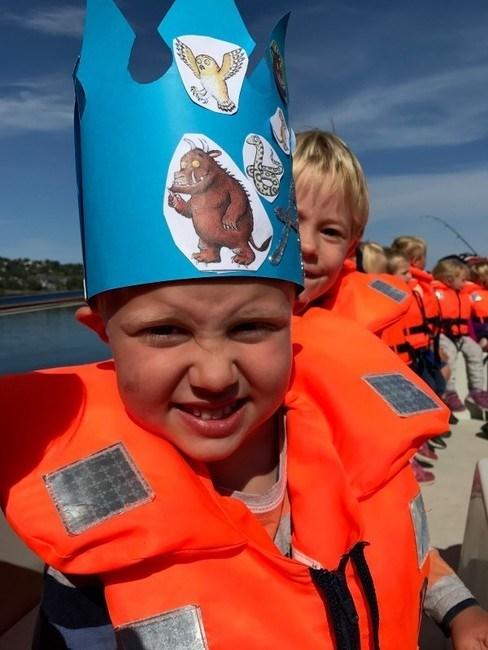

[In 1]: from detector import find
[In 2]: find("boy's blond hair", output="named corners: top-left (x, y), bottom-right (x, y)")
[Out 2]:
top-left (432, 257), bottom-right (468, 283)
top-left (469, 259), bottom-right (488, 288)
top-left (358, 241), bottom-right (387, 274)
top-left (390, 236), bottom-right (427, 263)
top-left (293, 130), bottom-right (369, 240)
top-left (384, 247), bottom-right (409, 275)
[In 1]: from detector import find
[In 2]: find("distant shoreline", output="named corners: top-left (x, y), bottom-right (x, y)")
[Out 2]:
top-left (0, 291), bottom-right (85, 315)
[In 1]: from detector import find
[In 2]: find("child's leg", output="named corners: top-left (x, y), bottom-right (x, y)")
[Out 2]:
top-left (461, 336), bottom-right (485, 391)
top-left (440, 334), bottom-right (458, 392)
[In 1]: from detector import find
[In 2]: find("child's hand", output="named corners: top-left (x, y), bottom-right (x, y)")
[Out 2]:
top-left (450, 605), bottom-right (488, 649)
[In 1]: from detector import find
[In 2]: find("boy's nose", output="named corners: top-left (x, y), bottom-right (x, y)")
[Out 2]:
top-left (298, 226), bottom-right (317, 260)
top-left (188, 349), bottom-right (238, 394)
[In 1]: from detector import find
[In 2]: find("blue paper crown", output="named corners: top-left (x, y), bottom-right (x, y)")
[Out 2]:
top-left (74, 0), bottom-right (303, 299)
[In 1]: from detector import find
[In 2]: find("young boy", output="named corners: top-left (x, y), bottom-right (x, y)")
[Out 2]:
top-left (294, 130), bottom-right (413, 336)
top-left (0, 3), bottom-right (446, 649)
top-left (432, 257), bottom-right (488, 411)
top-left (293, 129), bottom-right (488, 646)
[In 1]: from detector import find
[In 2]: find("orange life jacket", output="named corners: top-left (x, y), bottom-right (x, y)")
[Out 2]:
top-left (465, 282), bottom-right (488, 322)
top-left (319, 260), bottom-right (413, 336)
top-left (0, 313), bottom-right (449, 649)
top-left (1, 362), bottom-right (366, 649)
top-left (432, 280), bottom-right (471, 337)
top-left (381, 281), bottom-right (431, 365)
top-left (410, 267), bottom-right (440, 334)
top-left (291, 309), bottom-right (450, 649)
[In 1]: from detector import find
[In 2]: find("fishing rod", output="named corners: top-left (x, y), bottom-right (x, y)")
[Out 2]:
top-left (421, 214), bottom-right (478, 256)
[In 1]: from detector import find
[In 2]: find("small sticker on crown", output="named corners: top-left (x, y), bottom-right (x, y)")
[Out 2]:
top-left (173, 35), bottom-right (248, 115)
top-left (269, 40), bottom-right (288, 104)
top-left (270, 108), bottom-right (291, 155)
top-left (243, 134), bottom-right (284, 203)
top-left (165, 134), bottom-right (272, 272)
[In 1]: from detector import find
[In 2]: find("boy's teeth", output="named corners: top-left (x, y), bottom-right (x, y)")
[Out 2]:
top-left (189, 404), bottom-right (236, 420)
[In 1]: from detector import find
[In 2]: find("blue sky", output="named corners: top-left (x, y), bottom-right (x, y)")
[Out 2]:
top-left (1, 0), bottom-right (487, 267)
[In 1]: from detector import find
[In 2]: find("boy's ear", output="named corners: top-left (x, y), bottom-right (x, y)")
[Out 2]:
top-left (75, 305), bottom-right (109, 343)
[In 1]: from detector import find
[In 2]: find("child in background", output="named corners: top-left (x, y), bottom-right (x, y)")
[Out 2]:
top-left (467, 258), bottom-right (488, 351)
top-left (384, 247), bottom-right (441, 483)
top-left (293, 128), bottom-right (488, 646)
top-left (433, 258), bottom-right (488, 411)
top-left (294, 130), bottom-right (412, 336)
top-left (389, 236), bottom-right (455, 427)
top-left (356, 241), bottom-right (387, 274)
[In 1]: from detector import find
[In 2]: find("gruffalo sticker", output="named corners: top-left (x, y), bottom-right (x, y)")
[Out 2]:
top-left (164, 134), bottom-right (273, 272)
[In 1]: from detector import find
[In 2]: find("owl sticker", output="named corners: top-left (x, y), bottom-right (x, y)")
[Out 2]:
top-left (174, 35), bottom-right (248, 115)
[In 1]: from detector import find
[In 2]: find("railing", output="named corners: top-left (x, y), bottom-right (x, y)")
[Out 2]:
top-left (458, 458), bottom-right (488, 609)
top-left (0, 291), bottom-right (84, 311)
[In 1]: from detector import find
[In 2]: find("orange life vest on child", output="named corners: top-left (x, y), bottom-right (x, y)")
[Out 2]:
top-left (465, 282), bottom-right (488, 323)
top-left (292, 310), bottom-right (449, 649)
top-left (410, 267), bottom-right (440, 335)
top-left (0, 313), bottom-right (448, 649)
top-left (1, 363), bottom-right (366, 649)
top-left (319, 259), bottom-right (413, 336)
top-left (432, 280), bottom-right (471, 337)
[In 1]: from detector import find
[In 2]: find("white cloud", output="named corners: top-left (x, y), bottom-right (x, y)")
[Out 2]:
top-left (295, 64), bottom-right (488, 151)
top-left (0, 77), bottom-right (72, 136)
top-left (368, 168), bottom-right (488, 224)
top-left (2, 7), bottom-right (84, 37)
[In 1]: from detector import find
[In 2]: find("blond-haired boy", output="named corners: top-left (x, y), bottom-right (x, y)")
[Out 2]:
top-left (294, 131), bottom-right (368, 308)
top-left (293, 129), bottom-right (488, 646)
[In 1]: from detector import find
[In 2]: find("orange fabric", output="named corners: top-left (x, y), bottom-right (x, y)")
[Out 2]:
top-left (410, 267), bottom-right (440, 327)
top-left (0, 311), bottom-right (450, 648)
top-left (0, 362), bottom-right (366, 648)
top-left (320, 265), bottom-right (413, 335)
top-left (432, 280), bottom-right (472, 336)
top-left (292, 309), bottom-right (450, 649)
top-left (465, 283), bottom-right (488, 321)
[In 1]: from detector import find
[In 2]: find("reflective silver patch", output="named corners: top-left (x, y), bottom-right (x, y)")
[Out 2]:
top-left (116, 605), bottom-right (208, 650)
top-left (369, 278), bottom-right (408, 303)
top-left (410, 492), bottom-right (430, 568)
top-left (43, 443), bottom-right (153, 535)
top-left (363, 373), bottom-right (440, 416)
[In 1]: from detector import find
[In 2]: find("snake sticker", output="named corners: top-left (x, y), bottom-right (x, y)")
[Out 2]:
top-left (243, 134), bottom-right (284, 203)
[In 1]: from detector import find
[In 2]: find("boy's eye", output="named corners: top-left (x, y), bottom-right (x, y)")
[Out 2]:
top-left (192, 160), bottom-right (201, 168)
top-left (321, 227), bottom-right (343, 239)
top-left (142, 325), bottom-right (190, 345)
top-left (231, 321), bottom-right (280, 341)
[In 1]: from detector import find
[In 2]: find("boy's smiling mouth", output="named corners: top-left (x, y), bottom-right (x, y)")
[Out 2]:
top-left (175, 398), bottom-right (246, 421)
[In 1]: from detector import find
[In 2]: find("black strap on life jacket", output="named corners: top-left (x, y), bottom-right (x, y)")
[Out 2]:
top-left (404, 323), bottom-right (429, 336)
top-left (310, 542), bottom-right (380, 650)
top-left (350, 542), bottom-right (380, 650)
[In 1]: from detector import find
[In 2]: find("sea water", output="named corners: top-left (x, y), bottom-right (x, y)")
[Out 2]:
top-left (0, 306), bottom-right (111, 375)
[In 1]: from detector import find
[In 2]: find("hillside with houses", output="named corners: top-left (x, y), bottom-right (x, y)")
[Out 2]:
top-left (0, 257), bottom-right (83, 295)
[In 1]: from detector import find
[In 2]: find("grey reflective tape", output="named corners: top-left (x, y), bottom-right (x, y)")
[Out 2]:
top-left (43, 443), bottom-right (154, 535)
top-left (410, 492), bottom-right (430, 568)
top-left (116, 605), bottom-right (208, 650)
top-left (369, 278), bottom-right (408, 303)
top-left (363, 372), bottom-right (441, 416)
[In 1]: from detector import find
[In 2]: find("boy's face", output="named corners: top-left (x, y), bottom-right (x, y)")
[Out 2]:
top-left (82, 279), bottom-right (294, 462)
top-left (295, 172), bottom-right (357, 307)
